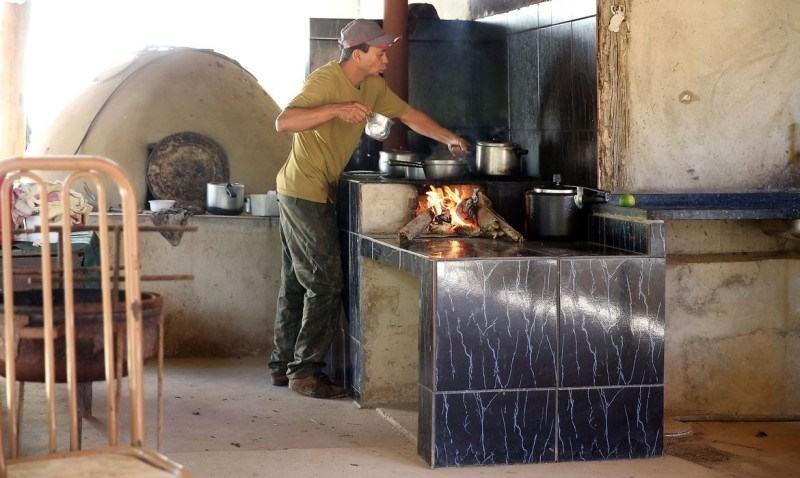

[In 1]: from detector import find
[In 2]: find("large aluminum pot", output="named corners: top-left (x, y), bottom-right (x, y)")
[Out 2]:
top-left (207, 182), bottom-right (245, 215)
top-left (524, 180), bottom-right (610, 240)
top-left (423, 158), bottom-right (468, 179)
top-left (475, 141), bottom-right (528, 176)
top-left (379, 150), bottom-right (419, 177)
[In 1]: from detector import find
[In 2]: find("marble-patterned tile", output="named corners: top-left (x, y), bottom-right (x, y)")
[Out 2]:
top-left (337, 180), bottom-right (350, 231)
top-left (359, 235), bottom-right (374, 259)
top-left (398, 250), bottom-right (427, 279)
top-left (435, 260), bottom-right (558, 391)
top-left (559, 259), bottom-right (665, 387)
top-left (347, 234), bottom-right (362, 341)
top-left (323, 309), bottom-right (347, 385)
top-left (418, 386), bottom-right (434, 466)
top-left (420, 261), bottom-right (435, 389)
top-left (558, 386), bottom-right (663, 461)
top-left (372, 241), bottom-right (401, 268)
top-left (434, 390), bottom-right (556, 467)
top-left (348, 337), bottom-right (363, 394)
top-left (351, 182), bottom-right (361, 233)
top-left (648, 223), bottom-right (666, 258)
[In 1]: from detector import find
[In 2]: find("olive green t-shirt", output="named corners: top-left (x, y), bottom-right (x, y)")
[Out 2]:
top-left (276, 61), bottom-right (409, 204)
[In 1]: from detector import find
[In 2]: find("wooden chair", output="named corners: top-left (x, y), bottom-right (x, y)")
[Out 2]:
top-left (0, 156), bottom-right (187, 477)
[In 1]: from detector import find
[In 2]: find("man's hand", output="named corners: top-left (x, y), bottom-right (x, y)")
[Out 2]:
top-left (447, 136), bottom-right (470, 156)
top-left (335, 102), bottom-right (371, 124)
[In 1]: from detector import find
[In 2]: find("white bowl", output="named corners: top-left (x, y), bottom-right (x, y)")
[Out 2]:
top-left (149, 200), bottom-right (175, 212)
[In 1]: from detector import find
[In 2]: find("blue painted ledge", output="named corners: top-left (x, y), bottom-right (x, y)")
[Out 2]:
top-left (595, 191), bottom-right (800, 220)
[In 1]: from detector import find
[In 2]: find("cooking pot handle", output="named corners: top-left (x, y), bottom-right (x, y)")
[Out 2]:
top-left (225, 183), bottom-right (237, 199)
top-left (514, 146), bottom-right (529, 156)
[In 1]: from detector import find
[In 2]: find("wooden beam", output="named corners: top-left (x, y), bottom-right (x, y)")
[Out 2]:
top-left (597, 0), bottom-right (631, 191)
top-left (0, 0), bottom-right (30, 159)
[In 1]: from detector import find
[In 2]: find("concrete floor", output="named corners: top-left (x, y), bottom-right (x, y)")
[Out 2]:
top-left (9, 357), bottom-right (800, 477)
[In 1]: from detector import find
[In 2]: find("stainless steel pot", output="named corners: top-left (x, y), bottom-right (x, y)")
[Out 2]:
top-left (524, 178), bottom-right (610, 240)
top-left (379, 150), bottom-right (419, 177)
top-left (206, 182), bottom-right (245, 215)
top-left (390, 160), bottom-right (425, 180)
top-left (423, 158), bottom-right (468, 179)
top-left (475, 141), bottom-right (528, 176)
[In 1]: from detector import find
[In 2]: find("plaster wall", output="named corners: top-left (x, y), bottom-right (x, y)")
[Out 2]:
top-left (92, 214), bottom-right (282, 357)
top-left (624, 1), bottom-right (800, 417)
top-left (627, 0), bottom-right (800, 190)
top-left (359, 258), bottom-right (420, 406)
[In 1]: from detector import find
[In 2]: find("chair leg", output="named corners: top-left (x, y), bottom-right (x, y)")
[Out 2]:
top-left (16, 381), bottom-right (25, 454)
top-left (78, 382), bottom-right (92, 416)
top-left (76, 382), bottom-right (92, 450)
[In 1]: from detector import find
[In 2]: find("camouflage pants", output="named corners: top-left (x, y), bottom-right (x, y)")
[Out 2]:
top-left (268, 194), bottom-right (343, 379)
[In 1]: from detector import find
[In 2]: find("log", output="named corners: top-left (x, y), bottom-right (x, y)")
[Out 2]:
top-left (398, 212), bottom-right (432, 244)
top-left (476, 192), bottom-right (524, 242)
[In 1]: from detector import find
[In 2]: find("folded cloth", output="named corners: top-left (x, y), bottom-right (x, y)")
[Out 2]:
top-left (150, 208), bottom-right (192, 246)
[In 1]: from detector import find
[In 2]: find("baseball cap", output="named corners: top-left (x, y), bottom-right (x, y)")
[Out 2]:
top-left (339, 19), bottom-right (400, 49)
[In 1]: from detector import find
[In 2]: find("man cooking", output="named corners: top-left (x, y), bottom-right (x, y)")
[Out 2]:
top-left (270, 19), bottom-right (469, 399)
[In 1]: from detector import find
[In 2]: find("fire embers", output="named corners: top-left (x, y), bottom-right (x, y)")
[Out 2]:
top-left (399, 185), bottom-right (523, 244)
top-left (418, 185), bottom-right (479, 235)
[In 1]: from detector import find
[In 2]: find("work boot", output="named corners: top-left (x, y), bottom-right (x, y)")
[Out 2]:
top-left (289, 372), bottom-right (347, 399)
top-left (270, 370), bottom-right (289, 387)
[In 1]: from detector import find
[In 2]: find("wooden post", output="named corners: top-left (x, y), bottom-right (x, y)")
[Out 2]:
top-left (0, 0), bottom-right (30, 159)
top-left (597, 0), bottom-right (631, 191)
top-left (383, 0), bottom-right (409, 150)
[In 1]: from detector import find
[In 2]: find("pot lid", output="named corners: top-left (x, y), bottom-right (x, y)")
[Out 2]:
top-left (477, 141), bottom-right (514, 148)
top-left (147, 131), bottom-right (229, 209)
top-left (531, 186), bottom-right (577, 195)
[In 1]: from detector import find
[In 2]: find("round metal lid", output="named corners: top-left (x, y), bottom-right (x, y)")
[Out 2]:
top-left (531, 186), bottom-right (577, 195)
top-left (477, 141), bottom-right (514, 148)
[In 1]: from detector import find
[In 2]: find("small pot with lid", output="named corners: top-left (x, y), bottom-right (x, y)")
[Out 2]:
top-left (476, 141), bottom-right (528, 176)
top-left (524, 175), bottom-right (610, 240)
top-left (206, 182), bottom-right (245, 215)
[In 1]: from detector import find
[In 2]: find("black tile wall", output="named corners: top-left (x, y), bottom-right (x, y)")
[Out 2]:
top-left (502, 5), bottom-right (598, 185)
top-left (570, 17), bottom-right (597, 131)
top-left (509, 29), bottom-right (539, 131)
top-left (434, 390), bottom-right (556, 466)
top-left (539, 22), bottom-right (573, 132)
top-left (511, 129), bottom-right (542, 177)
top-left (551, 0), bottom-right (597, 25)
top-left (558, 386), bottom-right (664, 461)
top-left (434, 260), bottom-right (559, 391)
top-left (559, 259), bottom-right (666, 387)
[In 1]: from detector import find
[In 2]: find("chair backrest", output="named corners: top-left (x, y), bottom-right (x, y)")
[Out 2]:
top-left (0, 155), bottom-right (146, 468)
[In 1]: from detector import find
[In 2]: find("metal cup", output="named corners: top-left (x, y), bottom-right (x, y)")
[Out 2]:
top-left (365, 112), bottom-right (394, 141)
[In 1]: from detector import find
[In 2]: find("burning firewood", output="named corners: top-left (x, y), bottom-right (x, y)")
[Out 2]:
top-left (397, 186), bottom-right (524, 244)
top-left (475, 191), bottom-right (523, 242)
top-left (398, 210), bottom-right (433, 244)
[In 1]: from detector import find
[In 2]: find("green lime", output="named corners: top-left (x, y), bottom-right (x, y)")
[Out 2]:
top-left (618, 193), bottom-right (636, 207)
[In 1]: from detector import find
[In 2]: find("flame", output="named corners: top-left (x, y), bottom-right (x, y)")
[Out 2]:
top-left (417, 185), bottom-right (478, 232)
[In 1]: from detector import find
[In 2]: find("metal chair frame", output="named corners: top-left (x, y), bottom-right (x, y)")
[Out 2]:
top-left (0, 155), bottom-right (185, 476)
